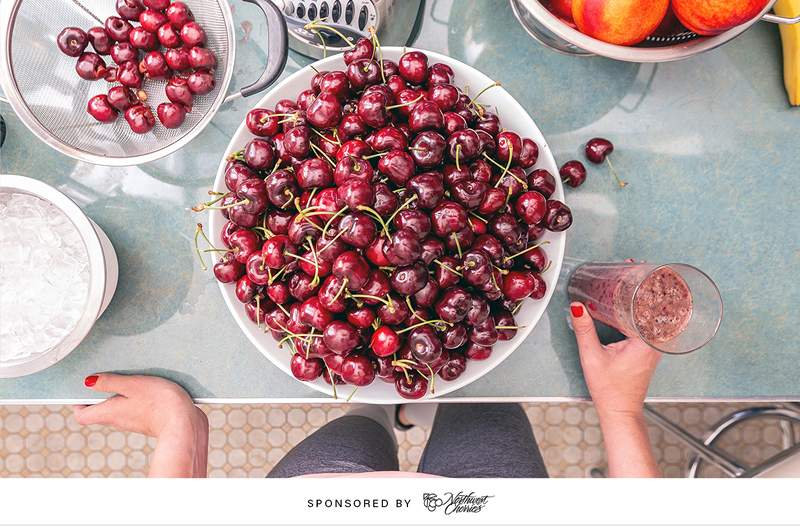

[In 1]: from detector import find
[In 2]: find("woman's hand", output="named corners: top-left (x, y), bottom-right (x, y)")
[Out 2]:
top-left (570, 302), bottom-right (661, 477)
top-left (570, 303), bottom-right (661, 418)
top-left (72, 374), bottom-right (208, 478)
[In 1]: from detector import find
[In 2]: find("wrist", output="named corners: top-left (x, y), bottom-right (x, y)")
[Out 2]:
top-left (595, 405), bottom-right (645, 425)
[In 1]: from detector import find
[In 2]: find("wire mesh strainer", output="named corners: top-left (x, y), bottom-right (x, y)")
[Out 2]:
top-left (0, 0), bottom-right (287, 166)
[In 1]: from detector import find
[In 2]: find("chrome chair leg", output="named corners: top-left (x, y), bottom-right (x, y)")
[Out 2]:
top-left (644, 405), bottom-right (746, 477)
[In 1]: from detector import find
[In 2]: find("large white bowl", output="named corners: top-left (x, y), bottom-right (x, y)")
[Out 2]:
top-left (210, 47), bottom-right (566, 403)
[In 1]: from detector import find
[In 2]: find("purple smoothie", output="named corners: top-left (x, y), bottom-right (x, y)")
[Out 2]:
top-left (568, 264), bottom-right (693, 344)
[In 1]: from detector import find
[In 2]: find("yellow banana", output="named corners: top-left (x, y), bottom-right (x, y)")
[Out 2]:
top-left (775, 0), bottom-right (800, 105)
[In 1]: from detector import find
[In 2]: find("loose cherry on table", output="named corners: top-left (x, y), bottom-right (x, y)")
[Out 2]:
top-left (559, 160), bottom-right (587, 188)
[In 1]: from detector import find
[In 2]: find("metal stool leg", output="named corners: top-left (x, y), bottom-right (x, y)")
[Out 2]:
top-left (644, 405), bottom-right (746, 476)
top-left (682, 406), bottom-right (800, 478)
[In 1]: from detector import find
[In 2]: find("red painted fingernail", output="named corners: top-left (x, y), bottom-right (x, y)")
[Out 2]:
top-left (570, 305), bottom-right (584, 318)
top-left (84, 375), bottom-right (98, 387)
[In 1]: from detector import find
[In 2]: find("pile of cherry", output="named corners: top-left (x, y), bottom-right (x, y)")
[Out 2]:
top-left (56, 0), bottom-right (216, 133)
top-left (199, 40), bottom-right (577, 400)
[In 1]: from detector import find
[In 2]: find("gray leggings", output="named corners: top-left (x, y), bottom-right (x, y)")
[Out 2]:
top-left (268, 403), bottom-right (548, 478)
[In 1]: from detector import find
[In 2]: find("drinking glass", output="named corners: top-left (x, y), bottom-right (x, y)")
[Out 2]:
top-left (567, 262), bottom-right (723, 354)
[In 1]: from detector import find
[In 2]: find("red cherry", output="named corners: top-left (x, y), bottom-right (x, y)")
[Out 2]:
top-left (156, 102), bottom-right (187, 128)
top-left (165, 76), bottom-right (193, 109)
top-left (180, 21), bottom-right (206, 47)
top-left (87, 95), bottom-right (118, 123)
top-left (106, 86), bottom-right (138, 111)
top-left (124, 104), bottom-right (156, 133)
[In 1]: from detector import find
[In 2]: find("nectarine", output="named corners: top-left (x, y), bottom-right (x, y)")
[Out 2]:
top-left (672, 0), bottom-right (770, 36)
top-left (572, 0), bottom-right (670, 46)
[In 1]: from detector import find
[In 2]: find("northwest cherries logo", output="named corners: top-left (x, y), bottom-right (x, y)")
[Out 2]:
top-left (422, 492), bottom-right (493, 515)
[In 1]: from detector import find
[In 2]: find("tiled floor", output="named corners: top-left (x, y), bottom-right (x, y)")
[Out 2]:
top-left (0, 402), bottom-right (798, 477)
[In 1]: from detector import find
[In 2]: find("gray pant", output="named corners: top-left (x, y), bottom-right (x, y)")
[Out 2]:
top-left (268, 403), bottom-right (548, 478)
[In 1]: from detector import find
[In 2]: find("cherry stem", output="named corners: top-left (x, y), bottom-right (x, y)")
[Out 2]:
top-left (486, 148), bottom-right (522, 189)
top-left (503, 240), bottom-right (550, 263)
top-left (406, 296), bottom-right (426, 323)
top-left (268, 265), bottom-right (288, 285)
top-left (469, 81), bottom-right (501, 110)
top-left (190, 193), bottom-right (226, 212)
top-left (309, 142), bottom-right (335, 167)
top-left (433, 259), bottom-right (463, 277)
top-left (226, 150), bottom-right (245, 161)
top-left (490, 269), bottom-right (500, 290)
top-left (606, 157), bottom-right (628, 188)
top-left (451, 232), bottom-right (463, 258)
top-left (511, 300), bottom-right (524, 315)
top-left (385, 94), bottom-right (424, 110)
top-left (280, 190), bottom-right (295, 210)
top-left (455, 144), bottom-right (462, 172)
top-left (284, 251), bottom-right (317, 266)
top-left (346, 386), bottom-right (359, 403)
top-left (392, 358), bottom-right (417, 370)
top-left (318, 227), bottom-right (346, 254)
top-left (310, 127), bottom-right (341, 145)
top-left (496, 325), bottom-right (526, 330)
top-left (277, 332), bottom-right (323, 348)
top-left (193, 223), bottom-right (209, 271)
top-left (332, 278), bottom-right (348, 303)
top-left (308, 28), bottom-right (328, 58)
top-left (208, 190), bottom-right (225, 196)
top-left (270, 159), bottom-right (283, 174)
top-left (425, 363), bottom-right (435, 395)
top-left (368, 26), bottom-right (385, 84)
top-left (469, 211), bottom-right (487, 224)
top-left (385, 194), bottom-right (418, 228)
top-left (362, 151), bottom-right (390, 160)
top-left (322, 206), bottom-right (348, 238)
top-left (397, 318), bottom-right (451, 334)
top-left (308, 241), bottom-right (321, 288)
top-left (323, 362), bottom-right (339, 400)
top-left (275, 302), bottom-right (291, 317)
top-left (356, 205), bottom-right (390, 237)
top-left (304, 19), bottom-right (355, 48)
top-left (347, 292), bottom-right (390, 307)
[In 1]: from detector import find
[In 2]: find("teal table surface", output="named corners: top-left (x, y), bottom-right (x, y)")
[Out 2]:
top-left (1, 0), bottom-right (798, 403)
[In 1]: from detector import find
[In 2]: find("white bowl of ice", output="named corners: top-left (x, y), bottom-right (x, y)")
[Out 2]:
top-left (0, 174), bottom-right (118, 378)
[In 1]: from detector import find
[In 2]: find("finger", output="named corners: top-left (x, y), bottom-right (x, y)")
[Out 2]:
top-left (570, 302), bottom-right (603, 352)
top-left (83, 373), bottom-right (145, 397)
top-left (72, 396), bottom-right (128, 427)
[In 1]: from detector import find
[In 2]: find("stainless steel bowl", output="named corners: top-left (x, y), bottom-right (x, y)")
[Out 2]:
top-left (511, 0), bottom-right (800, 62)
top-left (0, 174), bottom-right (118, 378)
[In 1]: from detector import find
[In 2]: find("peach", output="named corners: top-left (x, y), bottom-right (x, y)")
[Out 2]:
top-left (672, 0), bottom-right (770, 36)
top-left (572, 0), bottom-right (670, 46)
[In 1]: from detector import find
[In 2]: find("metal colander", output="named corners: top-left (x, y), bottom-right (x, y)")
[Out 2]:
top-left (0, 0), bottom-right (287, 166)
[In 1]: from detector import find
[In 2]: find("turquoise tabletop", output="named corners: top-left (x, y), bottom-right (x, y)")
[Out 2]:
top-left (1, 0), bottom-right (798, 403)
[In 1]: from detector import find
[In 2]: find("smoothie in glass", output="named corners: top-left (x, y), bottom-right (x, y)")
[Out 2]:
top-left (568, 262), bottom-right (720, 354)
